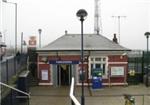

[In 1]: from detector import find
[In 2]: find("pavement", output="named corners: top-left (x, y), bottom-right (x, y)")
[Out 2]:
top-left (29, 84), bottom-right (150, 105)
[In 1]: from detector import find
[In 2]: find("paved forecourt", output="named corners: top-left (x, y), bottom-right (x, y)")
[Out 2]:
top-left (30, 84), bottom-right (150, 105)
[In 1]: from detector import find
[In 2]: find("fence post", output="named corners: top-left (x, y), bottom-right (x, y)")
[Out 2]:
top-left (14, 57), bottom-right (16, 74)
top-left (6, 59), bottom-right (9, 83)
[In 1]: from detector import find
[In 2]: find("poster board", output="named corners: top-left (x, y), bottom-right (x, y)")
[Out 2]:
top-left (41, 70), bottom-right (48, 80)
top-left (111, 67), bottom-right (124, 77)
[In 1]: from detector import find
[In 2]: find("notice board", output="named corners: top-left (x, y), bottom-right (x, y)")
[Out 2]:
top-left (41, 70), bottom-right (48, 80)
top-left (111, 67), bottom-right (124, 77)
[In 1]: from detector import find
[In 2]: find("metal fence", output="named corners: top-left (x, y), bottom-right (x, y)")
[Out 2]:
top-left (1, 82), bottom-right (30, 105)
top-left (1, 54), bottom-right (27, 83)
top-left (1, 54), bottom-right (29, 105)
top-left (127, 51), bottom-right (150, 85)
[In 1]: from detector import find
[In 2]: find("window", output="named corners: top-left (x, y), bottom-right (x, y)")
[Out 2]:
top-left (95, 58), bottom-right (101, 61)
top-left (102, 64), bottom-right (106, 74)
top-left (95, 64), bottom-right (101, 68)
top-left (91, 64), bottom-right (93, 70)
top-left (90, 57), bottom-right (107, 76)
top-left (91, 58), bottom-right (94, 61)
top-left (103, 58), bottom-right (106, 61)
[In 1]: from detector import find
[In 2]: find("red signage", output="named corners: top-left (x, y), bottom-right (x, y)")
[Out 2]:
top-left (28, 36), bottom-right (36, 47)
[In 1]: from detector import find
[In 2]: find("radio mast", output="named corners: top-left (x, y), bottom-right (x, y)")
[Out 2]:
top-left (112, 15), bottom-right (126, 44)
top-left (94, 0), bottom-right (103, 35)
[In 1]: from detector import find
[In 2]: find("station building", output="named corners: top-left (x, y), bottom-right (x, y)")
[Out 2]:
top-left (36, 32), bottom-right (130, 86)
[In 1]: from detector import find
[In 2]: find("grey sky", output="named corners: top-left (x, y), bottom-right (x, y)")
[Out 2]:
top-left (1, 0), bottom-right (150, 50)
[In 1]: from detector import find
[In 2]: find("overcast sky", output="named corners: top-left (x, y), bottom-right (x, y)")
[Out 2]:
top-left (1, 0), bottom-right (150, 50)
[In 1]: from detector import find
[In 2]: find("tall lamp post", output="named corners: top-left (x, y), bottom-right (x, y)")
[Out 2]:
top-left (38, 29), bottom-right (42, 48)
top-left (144, 32), bottom-right (150, 87)
top-left (3, 0), bottom-right (17, 54)
top-left (76, 9), bottom-right (88, 105)
top-left (0, 1), bottom-right (3, 102)
top-left (21, 32), bottom-right (23, 54)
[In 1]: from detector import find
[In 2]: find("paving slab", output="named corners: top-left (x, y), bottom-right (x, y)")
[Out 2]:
top-left (29, 84), bottom-right (150, 105)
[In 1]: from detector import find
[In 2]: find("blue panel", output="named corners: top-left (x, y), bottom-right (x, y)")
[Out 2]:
top-left (49, 60), bottom-right (79, 64)
top-left (92, 77), bottom-right (103, 89)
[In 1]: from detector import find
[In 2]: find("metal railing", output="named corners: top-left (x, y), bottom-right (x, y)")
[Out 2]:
top-left (70, 77), bottom-right (81, 105)
top-left (1, 54), bottom-right (27, 84)
top-left (0, 82), bottom-right (30, 105)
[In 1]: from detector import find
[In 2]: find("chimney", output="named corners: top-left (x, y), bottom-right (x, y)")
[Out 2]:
top-left (65, 30), bottom-right (68, 35)
top-left (113, 33), bottom-right (118, 44)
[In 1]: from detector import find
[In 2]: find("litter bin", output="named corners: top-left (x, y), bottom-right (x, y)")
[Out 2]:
top-left (92, 76), bottom-right (102, 89)
top-left (17, 70), bottom-right (30, 102)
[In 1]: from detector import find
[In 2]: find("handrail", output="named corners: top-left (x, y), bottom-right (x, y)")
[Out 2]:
top-left (0, 82), bottom-right (30, 98)
top-left (70, 77), bottom-right (80, 105)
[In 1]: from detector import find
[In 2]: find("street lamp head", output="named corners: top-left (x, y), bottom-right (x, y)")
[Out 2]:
top-left (38, 29), bottom-right (42, 34)
top-left (76, 9), bottom-right (88, 21)
top-left (2, 0), bottom-right (7, 2)
top-left (2, 0), bottom-right (17, 5)
top-left (145, 32), bottom-right (150, 38)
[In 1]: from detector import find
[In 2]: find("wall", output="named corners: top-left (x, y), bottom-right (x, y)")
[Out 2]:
top-left (37, 53), bottom-right (128, 86)
top-left (107, 55), bottom-right (128, 85)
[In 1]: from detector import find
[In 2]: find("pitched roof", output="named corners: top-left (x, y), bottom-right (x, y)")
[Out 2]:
top-left (37, 34), bottom-right (130, 51)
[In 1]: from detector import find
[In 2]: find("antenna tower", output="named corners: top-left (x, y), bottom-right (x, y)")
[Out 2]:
top-left (94, 0), bottom-right (103, 35)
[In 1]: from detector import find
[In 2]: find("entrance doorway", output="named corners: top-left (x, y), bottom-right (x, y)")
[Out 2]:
top-left (57, 64), bottom-right (71, 86)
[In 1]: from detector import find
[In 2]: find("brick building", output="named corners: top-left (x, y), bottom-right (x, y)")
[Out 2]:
top-left (36, 33), bottom-right (130, 86)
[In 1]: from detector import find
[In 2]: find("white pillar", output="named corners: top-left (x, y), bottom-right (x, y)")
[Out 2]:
top-left (0, 0), bottom-right (3, 43)
top-left (0, 1), bottom-right (3, 104)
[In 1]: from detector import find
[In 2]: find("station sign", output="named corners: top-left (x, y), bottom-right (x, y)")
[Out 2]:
top-left (49, 60), bottom-right (79, 64)
top-left (28, 36), bottom-right (36, 47)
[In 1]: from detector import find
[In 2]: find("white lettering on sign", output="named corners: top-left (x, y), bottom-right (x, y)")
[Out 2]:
top-left (56, 61), bottom-right (72, 64)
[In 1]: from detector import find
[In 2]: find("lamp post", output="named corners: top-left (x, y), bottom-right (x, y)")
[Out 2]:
top-left (3, 0), bottom-right (17, 54)
top-left (21, 32), bottom-right (23, 54)
top-left (76, 9), bottom-right (88, 105)
top-left (0, 0), bottom-right (3, 101)
top-left (144, 32), bottom-right (150, 87)
top-left (38, 29), bottom-right (42, 48)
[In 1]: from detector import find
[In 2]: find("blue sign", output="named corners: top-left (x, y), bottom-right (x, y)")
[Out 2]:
top-left (49, 60), bottom-right (79, 64)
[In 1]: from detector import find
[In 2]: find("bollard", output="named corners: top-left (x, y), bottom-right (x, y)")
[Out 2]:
top-left (124, 94), bottom-right (135, 105)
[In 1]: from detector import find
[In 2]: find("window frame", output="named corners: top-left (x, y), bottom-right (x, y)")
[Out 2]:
top-left (89, 56), bottom-right (108, 79)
